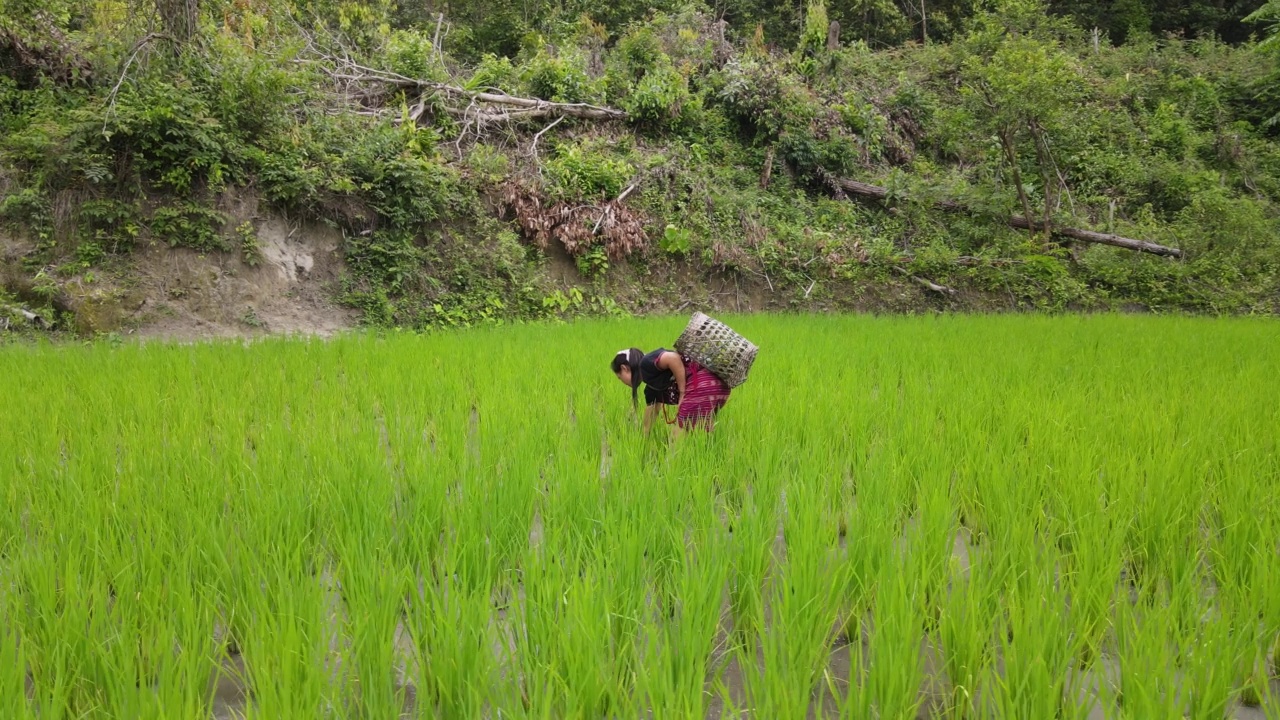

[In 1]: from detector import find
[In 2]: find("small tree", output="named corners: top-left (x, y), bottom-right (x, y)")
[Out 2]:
top-left (960, 1), bottom-right (1083, 243)
top-left (798, 0), bottom-right (831, 57)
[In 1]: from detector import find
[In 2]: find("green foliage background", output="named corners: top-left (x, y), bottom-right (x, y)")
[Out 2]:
top-left (1, 0), bottom-right (1279, 332)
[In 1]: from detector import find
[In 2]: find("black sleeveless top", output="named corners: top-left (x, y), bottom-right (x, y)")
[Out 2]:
top-left (640, 348), bottom-right (680, 406)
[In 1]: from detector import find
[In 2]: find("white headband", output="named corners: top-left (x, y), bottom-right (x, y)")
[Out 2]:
top-left (617, 349), bottom-right (629, 356)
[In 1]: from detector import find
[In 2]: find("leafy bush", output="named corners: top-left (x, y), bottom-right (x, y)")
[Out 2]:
top-left (465, 144), bottom-right (510, 184)
top-left (382, 29), bottom-right (449, 81)
top-left (523, 50), bottom-right (600, 104)
top-left (623, 61), bottom-right (694, 128)
top-left (247, 143), bottom-right (326, 212)
top-left (467, 54), bottom-right (520, 93)
top-left (545, 141), bottom-right (635, 200)
top-left (610, 26), bottom-right (664, 93)
top-left (87, 80), bottom-right (231, 195)
top-left (344, 228), bottom-right (423, 294)
top-left (203, 33), bottom-right (298, 139)
top-left (1174, 189), bottom-right (1278, 268)
top-left (339, 123), bottom-right (453, 229)
top-left (661, 223), bottom-right (692, 255)
top-left (778, 128), bottom-right (860, 183)
top-left (715, 59), bottom-right (818, 139)
top-left (0, 187), bottom-right (52, 244)
top-left (78, 199), bottom-right (141, 259)
top-left (150, 204), bottom-right (228, 252)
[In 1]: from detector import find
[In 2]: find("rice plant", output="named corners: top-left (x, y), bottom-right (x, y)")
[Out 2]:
top-left (0, 314), bottom-right (1276, 718)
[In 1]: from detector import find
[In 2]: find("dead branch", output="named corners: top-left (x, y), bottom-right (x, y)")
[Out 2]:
top-left (592, 182), bottom-right (640, 234)
top-left (299, 53), bottom-right (627, 123)
top-left (892, 266), bottom-right (956, 295)
top-left (103, 33), bottom-right (173, 130)
top-left (529, 115), bottom-right (565, 161)
top-left (615, 183), bottom-right (639, 203)
top-left (835, 177), bottom-right (1183, 258)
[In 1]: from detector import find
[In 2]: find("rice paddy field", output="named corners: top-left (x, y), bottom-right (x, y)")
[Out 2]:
top-left (2, 314), bottom-right (1279, 719)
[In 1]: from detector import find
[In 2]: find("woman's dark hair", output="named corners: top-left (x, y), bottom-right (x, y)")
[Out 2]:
top-left (611, 348), bottom-right (644, 408)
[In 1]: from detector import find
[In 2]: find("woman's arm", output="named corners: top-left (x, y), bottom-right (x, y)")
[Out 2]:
top-left (657, 352), bottom-right (688, 405)
top-left (643, 403), bottom-right (658, 432)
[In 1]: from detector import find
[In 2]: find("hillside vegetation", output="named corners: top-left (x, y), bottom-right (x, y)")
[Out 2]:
top-left (2, 0), bottom-right (1280, 332)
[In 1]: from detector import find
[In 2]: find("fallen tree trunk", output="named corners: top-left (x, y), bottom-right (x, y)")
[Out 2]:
top-left (1006, 216), bottom-right (1181, 257)
top-left (835, 178), bottom-right (1183, 258)
top-left (2, 305), bottom-right (44, 327)
top-left (314, 61), bottom-right (627, 122)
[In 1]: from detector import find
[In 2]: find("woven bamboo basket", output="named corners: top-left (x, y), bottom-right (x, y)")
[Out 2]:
top-left (674, 312), bottom-right (758, 388)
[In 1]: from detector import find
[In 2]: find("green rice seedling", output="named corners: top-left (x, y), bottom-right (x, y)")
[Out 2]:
top-left (640, 522), bottom-right (729, 720)
top-left (991, 547), bottom-right (1088, 720)
top-left (838, 474), bottom-right (896, 639)
top-left (1058, 476), bottom-right (1126, 670)
top-left (237, 562), bottom-right (337, 718)
top-left (1181, 605), bottom-right (1257, 720)
top-left (863, 563), bottom-right (925, 720)
top-left (89, 549), bottom-right (218, 720)
top-left (0, 591), bottom-right (34, 720)
top-left (833, 613), bottom-right (869, 720)
top-left (12, 544), bottom-right (105, 719)
top-left (1253, 507), bottom-right (1280, 710)
top-left (337, 552), bottom-right (408, 718)
top-left (937, 560), bottom-right (998, 719)
top-left (726, 492), bottom-right (775, 652)
top-left (1105, 590), bottom-right (1181, 719)
top-left (741, 480), bottom-right (847, 720)
top-left (598, 491), bottom-right (655, 705)
top-left (906, 475), bottom-right (959, 635)
top-left (405, 574), bottom-right (498, 719)
top-left (512, 542), bottom-right (627, 719)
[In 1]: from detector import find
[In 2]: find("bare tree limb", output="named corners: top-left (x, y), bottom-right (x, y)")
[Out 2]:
top-left (592, 183), bottom-right (639, 234)
top-left (529, 115), bottom-right (565, 161)
top-left (103, 33), bottom-right (172, 131)
top-left (893, 266), bottom-right (956, 295)
top-left (834, 177), bottom-right (1183, 258)
top-left (615, 183), bottom-right (638, 203)
top-left (300, 55), bottom-right (627, 121)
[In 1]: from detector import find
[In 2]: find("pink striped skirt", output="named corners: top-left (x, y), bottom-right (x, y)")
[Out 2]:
top-left (675, 359), bottom-right (731, 430)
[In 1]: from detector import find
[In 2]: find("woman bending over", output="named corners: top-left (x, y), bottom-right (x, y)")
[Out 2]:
top-left (611, 348), bottom-right (731, 432)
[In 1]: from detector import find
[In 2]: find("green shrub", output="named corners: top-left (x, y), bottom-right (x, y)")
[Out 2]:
top-left (0, 187), bottom-right (53, 244)
top-left (1174, 188), bottom-right (1278, 267)
top-left (467, 54), bottom-right (520, 93)
top-left (610, 26), bottom-right (664, 93)
top-left (465, 144), bottom-right (509, 184)
top-left (85, 80), bottom-right (231, 195)
top-left (78, 198), bottom-right (141, 259)
top-left (203, 33), bottom-right (298, 139)
top-left (340, 123), bottom-right (452, 229)
top-left (778, 126), bottom-right (860, 184)
top-left (623, 62), bottom-right (693, 128)
top-left (247, 143), bottom-right (326, 212)
top-left (382, 29), bottom-right (449, 82)
top-left (343, 228), bottom-right (423, 294)
top-left (545, 141), bottom-right (635, 200)
top-left (150, 204), bottom-right (228, 252)
top-left (523, 50), bottom-right (600, 104)
top-left (661, 223), bottom-right (692, 255)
